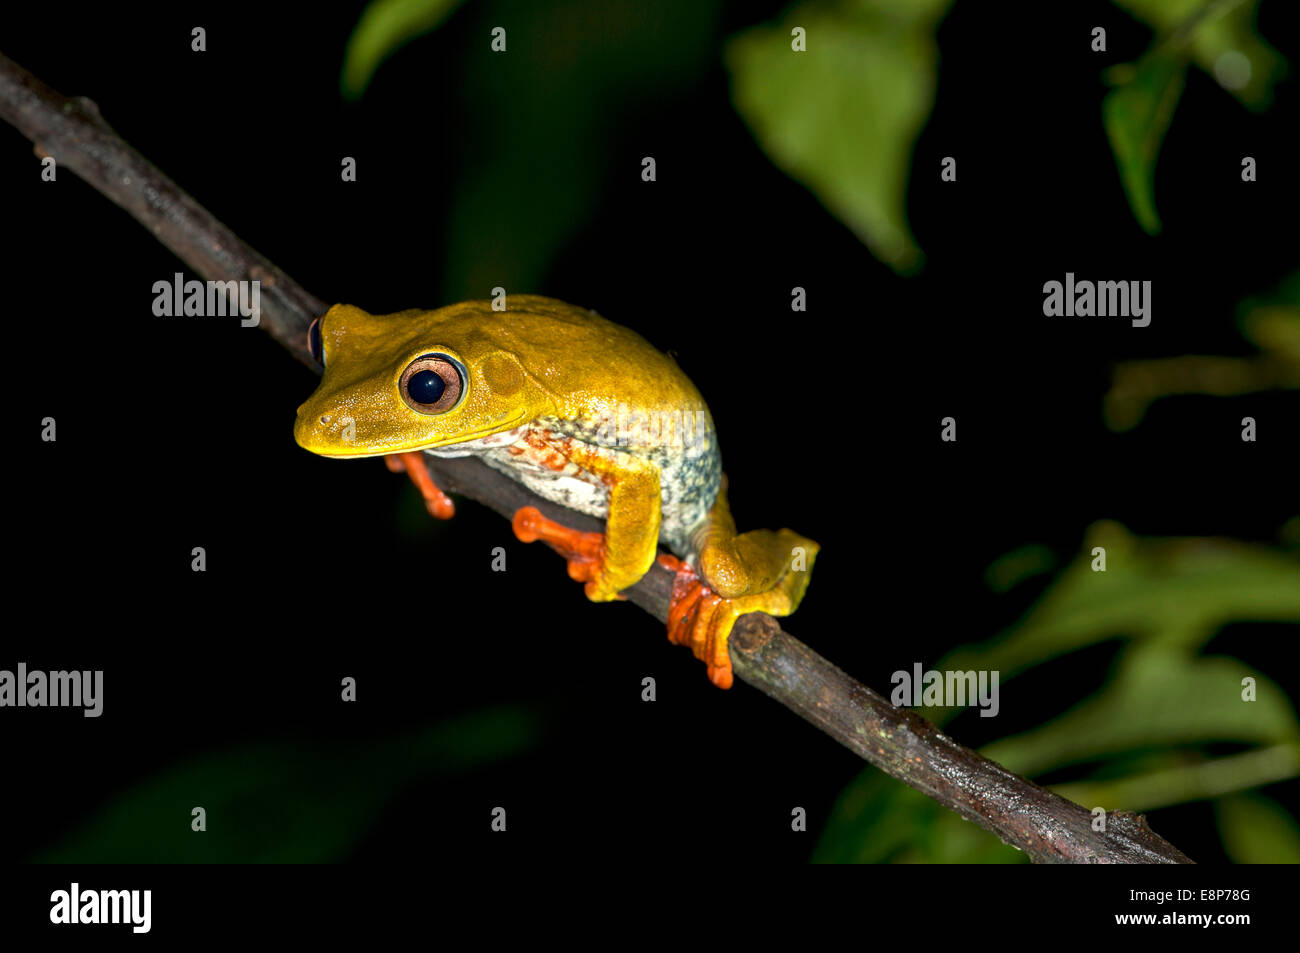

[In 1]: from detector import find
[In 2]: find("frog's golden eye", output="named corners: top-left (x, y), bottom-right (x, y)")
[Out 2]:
top-left (308, 318), bottom-right (325, 367)
top-left (399, 354), bottom-right (465, 414)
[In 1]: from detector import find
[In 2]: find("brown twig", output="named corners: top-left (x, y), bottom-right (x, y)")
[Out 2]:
top-left (1, 50), bottom-right (1193, 863)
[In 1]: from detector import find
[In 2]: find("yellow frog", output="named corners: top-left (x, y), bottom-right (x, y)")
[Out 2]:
top-left (294, 295), bottom-right (818, 688)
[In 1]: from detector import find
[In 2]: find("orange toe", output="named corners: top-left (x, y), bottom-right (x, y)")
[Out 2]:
top-left (663, 557), bottom-right (736, 690)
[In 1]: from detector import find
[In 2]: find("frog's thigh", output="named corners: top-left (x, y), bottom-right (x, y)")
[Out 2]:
top-left (695, 489), bottom-right (819, 602)
top-left (566, 444), bottom-right (662, 600)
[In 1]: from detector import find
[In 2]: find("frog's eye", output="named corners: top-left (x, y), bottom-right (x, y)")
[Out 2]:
top-left (399, 354), bottom-right (465, 414)
top-left (308, 318), bottom-right (325, 367)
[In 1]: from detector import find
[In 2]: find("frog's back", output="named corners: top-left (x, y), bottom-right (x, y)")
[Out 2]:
top-left (439, 296), bottom-right (722, 557)
top-left (434, 296), bottom-right (709, 422)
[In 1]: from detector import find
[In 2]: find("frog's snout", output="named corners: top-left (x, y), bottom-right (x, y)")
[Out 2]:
top-left (294, 402), bottom-right (342, 451)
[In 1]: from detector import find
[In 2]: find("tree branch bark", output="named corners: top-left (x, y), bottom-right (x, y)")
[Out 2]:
top-left (1, 50), bottom-right (1192, 864)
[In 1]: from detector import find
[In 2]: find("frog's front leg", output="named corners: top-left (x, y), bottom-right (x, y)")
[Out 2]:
top-left (512, 442), bottom-right (662, 602)
top-left (385, 451), bottom-right (455, 519)
top-left (511, 506), bottom-right (605, 587)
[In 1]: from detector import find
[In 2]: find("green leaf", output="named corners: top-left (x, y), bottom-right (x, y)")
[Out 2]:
top-left (981, 647), bottom-right (1299, 777)
top-left (1239, 270), bottom-right (1300, 366)
top-left (341, 0), bottom-right (468, 100)
top-left (1053, 744), bottom-right (1300, 813)
top-left (1113, 0), bottom-right (1286, 110)
top-left (934, 522), bottom-right (1300, 703)
top-left (1102, 0), bottom-right (1288, 231)
top-left (1217, 793), bottom-right (1300, 863)
top-left (726, 0), bottom-right (953, 273)
top-left (31, 707), bottom-right (540, 862)
top-left (1102, 51), bottom-right (1187, 234)
top-left (984, 544), bottom-right (1057, 594)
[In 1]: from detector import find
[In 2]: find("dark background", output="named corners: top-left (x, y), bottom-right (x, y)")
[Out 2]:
top-left (3, 0), bottom-right (1297, 864)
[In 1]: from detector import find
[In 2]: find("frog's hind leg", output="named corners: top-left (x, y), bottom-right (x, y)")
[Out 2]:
top-left (661, 482), bottom-right (819, 689)
top-left (691, 485), bottom-right (815, 600)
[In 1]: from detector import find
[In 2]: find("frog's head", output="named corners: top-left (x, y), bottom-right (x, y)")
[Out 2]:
top-left (294, 302), bottom-right (552, 457)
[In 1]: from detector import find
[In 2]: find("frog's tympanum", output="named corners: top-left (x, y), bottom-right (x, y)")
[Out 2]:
top-left (294, 296), bottom-right (818, 688)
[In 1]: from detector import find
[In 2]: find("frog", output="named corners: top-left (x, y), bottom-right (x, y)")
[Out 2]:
top-left (293, 295), bottom-right (818, 689)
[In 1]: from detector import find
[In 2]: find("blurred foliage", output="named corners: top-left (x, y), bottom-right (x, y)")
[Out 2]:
top-left (1216, 792), bottom-right (1300, 863)
top-left (983, 543), bottom-right (1057, 594)
top-left (341, 0), bottom-right (468, 100)
top-left (343, 0), bottom-right (950, 275)
top-left (436, 1), bottom-right (722, 301)
top-left (727, 0), bottom-right (951, 273)
top-left (1055, 744), bottom-right (1300, 816)
top-left (1240, 270), bottom-right (1300, 365)
top-left (1113, 0), bottom-right (1285, 110)
top-left (1102, 51), bottom-right (1186, 235)
top-left (1104, 0), bottom-right (1285, 234)
top-left (816, 770), bottom-right (1024, 863)
top-left (727, 0), bottom-right (1287, 264)
top-left (343, 0), bottom-right (723, 300)
top-left (1105, 270), bottom-right (1300, 431)
top-left (340, 0), bottom-right (1288, 282)
top-left (341, 0), bottom-right (1289, 272)
top-left (816, 521), bottom-right (1300, 863)
top-left (32, 707), bottom-right (539, 862)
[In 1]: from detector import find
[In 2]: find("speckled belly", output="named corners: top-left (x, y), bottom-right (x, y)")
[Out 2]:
top-left (424, 415), bottom-right (722, 557)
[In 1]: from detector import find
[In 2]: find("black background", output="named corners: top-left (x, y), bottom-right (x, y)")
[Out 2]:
top-left (3, 0), bottom-right (1298, 868)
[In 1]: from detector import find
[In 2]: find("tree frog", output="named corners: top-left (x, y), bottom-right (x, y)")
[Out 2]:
top-left (294, 296), bottom-right (818, 688)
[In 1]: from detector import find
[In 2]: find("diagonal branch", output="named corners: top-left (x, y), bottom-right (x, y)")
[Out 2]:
top-left (0, 51), bottom-right (1193, 864)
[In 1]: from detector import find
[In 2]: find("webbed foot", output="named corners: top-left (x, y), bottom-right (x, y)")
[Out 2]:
top-left (659, 530), bottom-right (818, 690)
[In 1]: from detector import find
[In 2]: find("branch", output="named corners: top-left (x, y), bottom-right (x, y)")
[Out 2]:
top-left (1, 51), bottom-right (1193, 864)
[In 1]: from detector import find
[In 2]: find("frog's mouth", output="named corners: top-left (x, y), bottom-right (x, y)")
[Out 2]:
top-left (298, 410), bottom-right (530, 459)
